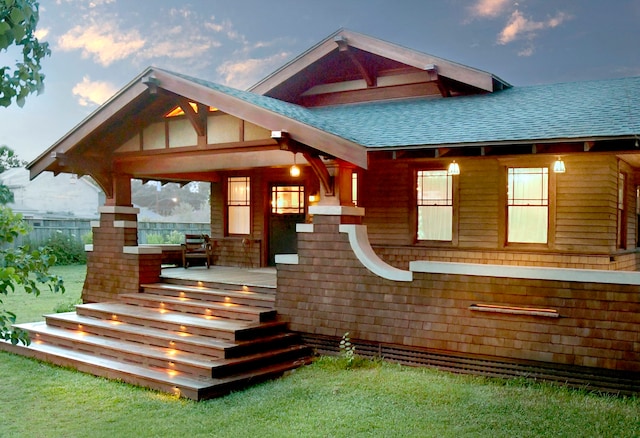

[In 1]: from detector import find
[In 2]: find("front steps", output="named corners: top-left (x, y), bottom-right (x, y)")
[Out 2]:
top-left (0, 280), bottom-right (312, 400)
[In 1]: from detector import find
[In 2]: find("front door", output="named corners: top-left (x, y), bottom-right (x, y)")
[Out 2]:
top-left (268, 185), bottom-right (305, 265)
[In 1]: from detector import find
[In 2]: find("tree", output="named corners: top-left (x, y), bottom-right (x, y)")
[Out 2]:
top-left (0, 0), bottom-right (50, 107)
top-left (0, 151), bottom-right (64, 345)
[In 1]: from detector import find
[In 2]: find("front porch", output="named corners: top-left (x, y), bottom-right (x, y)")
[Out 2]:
top-left (160, 265), bottom-right (277, 289)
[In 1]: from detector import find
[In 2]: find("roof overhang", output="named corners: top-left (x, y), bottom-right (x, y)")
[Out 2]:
top-left (27, 68), bottom-right (369, 191)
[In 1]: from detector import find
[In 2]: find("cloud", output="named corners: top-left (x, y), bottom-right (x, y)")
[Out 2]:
top-left (217, 52), bottom-right (290, 89)
top-left (58, 21), bottom-right (145, 67)
top-left (469, 0), bottom-right (512, 18)
top-left (72, 76), bottom-right (118, 106)
top-left (497, 10), bottom-right (570, 45)
top-left (34, 28), bottom-right (49, 40)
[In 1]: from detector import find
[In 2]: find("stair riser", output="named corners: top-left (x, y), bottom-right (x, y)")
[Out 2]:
top-left (142, 287), bottom-right (275, 309)
top-left (225, 333), bottom-right (301, 359)
top-left (26, 331), bottom-right (214, 378)
top-left (75, 307), bottom-right (237, 341)
top-left (213, 346), bottom-right (312, 378)
top-left (119, 296), bottom-right (274, 322)
top-left (44, 317), bottom-right (227, 358)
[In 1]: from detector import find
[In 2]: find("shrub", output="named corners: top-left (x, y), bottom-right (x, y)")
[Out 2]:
top-left (41, 230), bottom-right (86, 265)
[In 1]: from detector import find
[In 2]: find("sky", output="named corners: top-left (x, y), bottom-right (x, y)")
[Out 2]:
top-left (2, 0), bottom-right (640, 163)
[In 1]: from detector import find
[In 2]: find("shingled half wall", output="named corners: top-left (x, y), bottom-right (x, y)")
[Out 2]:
top-left (275, 211), bottom-right (640, 373)
top-left (82, 206), bottom-right (161, 303)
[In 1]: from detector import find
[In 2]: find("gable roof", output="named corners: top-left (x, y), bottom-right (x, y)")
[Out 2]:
top-left (250, 28), bottom-right (511, 101)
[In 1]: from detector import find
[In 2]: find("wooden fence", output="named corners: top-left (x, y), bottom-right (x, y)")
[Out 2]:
top-left (10, 219), bottom-right (210, 247)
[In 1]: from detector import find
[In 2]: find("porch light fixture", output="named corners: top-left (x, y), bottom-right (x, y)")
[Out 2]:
top-left (447, 161), bottom-right (460, 175)
top-left (553, 158), bottom-right (566, 173)
top-left (290, 153), bottom-right (301, 177)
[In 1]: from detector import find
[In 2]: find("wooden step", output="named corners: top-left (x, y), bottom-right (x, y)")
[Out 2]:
top-left (118, 293), bottom-right (277, 322)
top-left (44, 312), bottom-right (235, 358)
top-left (21, 321), bottom-right (310, 379)
top-left (141, 283), bottom-right (276, 308)
top-left (74, 302), bottom-right (264, 342)
top-left (16, 322), bottom-right (218, 378)
top-left (0, 339), bottom-right (311, 400)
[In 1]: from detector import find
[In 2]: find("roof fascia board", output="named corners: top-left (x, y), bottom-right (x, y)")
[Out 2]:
top-left (369, 135), bottom-right (638, 151)
top-left (28, 69), bottom-right (152, 179)
top-left (339, 30), bottom-right (496, 92)
top-left (249, 35), bottom-right (339, 95)
top-left (153, 69), bottom-right (368, 169)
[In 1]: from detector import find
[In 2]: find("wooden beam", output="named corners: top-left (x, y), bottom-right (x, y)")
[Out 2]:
top-left (178, 97), bottom-right (206, 137)
top-left (335, 36), bottom-right (376, 87)
top-left (302, 152), bottom-right (333, 196)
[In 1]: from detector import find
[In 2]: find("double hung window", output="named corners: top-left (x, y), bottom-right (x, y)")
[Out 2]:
top-left (507, 167), bottom-right (548, 244)
top-left (417, 170), bottom-right (453, 241)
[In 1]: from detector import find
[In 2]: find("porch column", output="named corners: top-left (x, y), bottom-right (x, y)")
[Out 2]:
top-left (82, 174), bottom-right (162, 303)
top-left (317, 160), bottom-right (356, 207)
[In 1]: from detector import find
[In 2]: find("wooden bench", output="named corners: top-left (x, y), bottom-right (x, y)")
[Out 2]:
top-left (181, 234), bottom-right (213, 269)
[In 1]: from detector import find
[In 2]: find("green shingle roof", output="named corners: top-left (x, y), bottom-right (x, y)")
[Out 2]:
top-left (169, 69), bottom-right (640, 149)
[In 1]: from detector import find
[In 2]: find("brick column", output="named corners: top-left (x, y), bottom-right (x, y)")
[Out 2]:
top-left (82, 206), bottom-right (162, 303)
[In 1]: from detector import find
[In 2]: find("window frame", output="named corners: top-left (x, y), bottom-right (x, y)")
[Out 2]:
top-left (414, 167), bottom-right (458, 245)
top-left (618, 171), bottom-right (627, 249)
top-left (502, 164), bottom-right (556, 248)
top-left (226, 176), bottom-right (251, 236)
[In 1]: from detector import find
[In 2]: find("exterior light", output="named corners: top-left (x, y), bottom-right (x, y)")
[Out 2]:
top-left (447, 161), bottom-right (460, 175)
top-left (553, 158), bottom-right (566, 173)
top-left (290, 153), bottom-right (300, 177)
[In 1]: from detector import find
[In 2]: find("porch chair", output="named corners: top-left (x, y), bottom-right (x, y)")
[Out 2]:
top-left (181, 234), bottom-right (214, 269)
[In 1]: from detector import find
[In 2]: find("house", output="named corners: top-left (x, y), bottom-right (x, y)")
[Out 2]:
top-left (0, 167), bottom-right (103, 218)
top-left (7, 29), bottom-right (640, 397)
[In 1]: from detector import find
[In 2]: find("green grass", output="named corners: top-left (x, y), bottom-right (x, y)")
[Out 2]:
top-left (1, 264), bottom-right (85, 323)
top-left (0, 355), bottom-right (638, 438)
top-left (0, 265), bottom-right (638, 437)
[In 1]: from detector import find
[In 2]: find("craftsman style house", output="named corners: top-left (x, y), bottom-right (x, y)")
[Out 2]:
top-left (6, 29), bottom-right (640, 398)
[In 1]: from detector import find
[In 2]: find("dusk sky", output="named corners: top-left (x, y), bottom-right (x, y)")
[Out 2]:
top-left (2, 0), bottom-right (640, 162)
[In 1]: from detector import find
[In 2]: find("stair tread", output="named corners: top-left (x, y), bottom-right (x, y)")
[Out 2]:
top-left (119, 293), bottom-right (276, 315)
top-left (141, 283), bottom-right (276, 302)
top-left (73, 302), bottom-right (257, 331)
top-left (16, 322), bottom-right (221, 368)
top-left (43, 312), bottom-right (238, 350)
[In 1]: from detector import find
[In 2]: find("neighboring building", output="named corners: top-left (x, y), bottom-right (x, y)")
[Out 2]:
top-left (12, 29), bottom-right (640, 394)
top-left (0, 167), bottom-right (103, 218)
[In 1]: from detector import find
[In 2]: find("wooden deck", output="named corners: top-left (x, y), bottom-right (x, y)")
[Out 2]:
top-left (161, 266), bottom-right (277, 289)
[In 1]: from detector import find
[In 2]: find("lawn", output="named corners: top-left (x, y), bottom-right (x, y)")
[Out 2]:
top-left (0, 264), bottom-right (638, 437)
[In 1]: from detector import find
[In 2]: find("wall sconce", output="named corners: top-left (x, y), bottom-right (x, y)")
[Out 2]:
top-left (553, 158), bottom-right (566, 173)
top-left (447, 161), bottom-right (460, 175)
top-left (290, 153), bottom-right (301, 177)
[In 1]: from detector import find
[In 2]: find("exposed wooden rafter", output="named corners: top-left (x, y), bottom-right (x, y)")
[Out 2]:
top-left (334, 36), bottom-right (376, 87)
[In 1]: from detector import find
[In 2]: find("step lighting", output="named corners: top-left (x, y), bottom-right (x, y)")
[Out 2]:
top-left (167, 369), bottom-right (179, 377)
top-left (172, 387), bottom-right (181, 397)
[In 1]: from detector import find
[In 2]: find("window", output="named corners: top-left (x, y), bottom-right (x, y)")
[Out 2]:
top-left (271, 185), bottom-right (304, 214)
top-left (507, 167), bottom-right (548, 244)
top-left (417, 170), bottom-right (453, 241)
top-left (352, 172), bottom-right (358, 206)
top-left (227, 176), bottom-right (250, 234)
top-left (618, 172), bottom-right (626, 249)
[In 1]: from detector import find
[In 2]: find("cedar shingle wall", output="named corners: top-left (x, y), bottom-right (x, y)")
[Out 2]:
top-left (277, 218), bottom-right (640, 372)
top-left (362, 155), bottom-right (635, 267)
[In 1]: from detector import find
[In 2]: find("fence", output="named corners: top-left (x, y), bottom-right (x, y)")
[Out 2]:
top-left (11, 218), bottom-right (210, 247)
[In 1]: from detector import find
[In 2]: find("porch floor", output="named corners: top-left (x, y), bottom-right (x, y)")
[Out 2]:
top-left (161, 265), bottom-right (277, 289)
